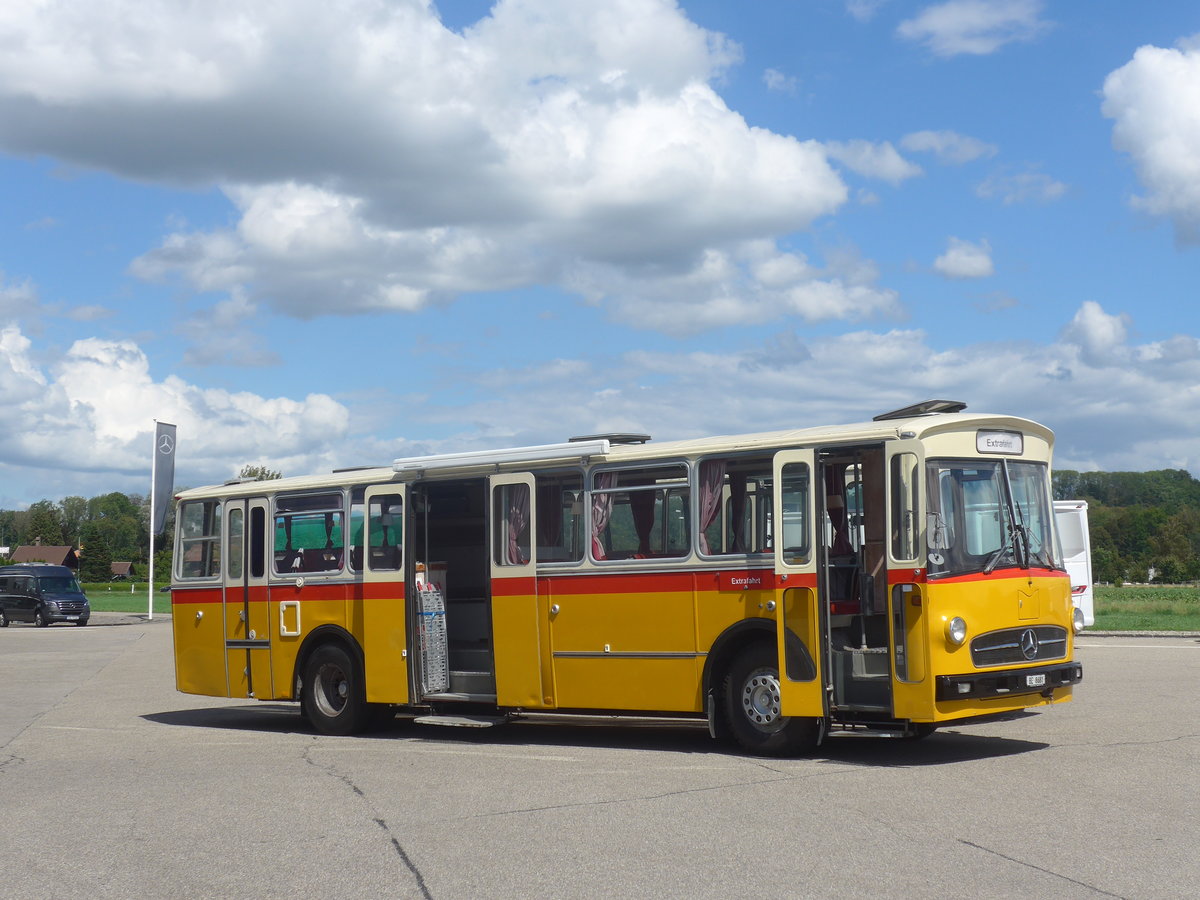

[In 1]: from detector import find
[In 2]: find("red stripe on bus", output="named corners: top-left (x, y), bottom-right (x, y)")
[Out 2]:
top-left (931, 567), bottom-right (1067, 585)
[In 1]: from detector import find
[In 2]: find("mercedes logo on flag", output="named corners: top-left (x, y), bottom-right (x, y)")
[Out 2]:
top-left (158, 433), bottom-right (175, 454)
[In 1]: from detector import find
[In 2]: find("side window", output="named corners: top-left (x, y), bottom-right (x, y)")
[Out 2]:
top-left (229, 507), bottom-right (244, 579)
top-left (535, 472), bottom-right (584, 562)
top-left (367, 493), bottom-right (404, 572)
top-left (493, 483), bottom-right (531, 567)
top-left (250, 506), bottom-right (266, 579)
top-left (698, 455), bottom-right (773, 555)
top-left (590, 464), bottom-right (690, 561)
top-left (274, 492), bottom-right (345, 575)
top-left (779, 463), bottom-right (811, 566)
top-left (890, 452), bottom-right (919, 561)
top-left (177, 500), bottom-right (222, 579)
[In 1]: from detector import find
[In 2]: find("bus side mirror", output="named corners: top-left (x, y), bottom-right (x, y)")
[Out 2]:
top-left (927, 513), bottom-right (950, 550)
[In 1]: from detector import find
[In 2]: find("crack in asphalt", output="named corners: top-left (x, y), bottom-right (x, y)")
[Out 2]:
top-left (0, 753), bottom-right (25, 774)
top-left (302, 744), bottom-right (434, 899)
top-left (959, 839), bottom-right (1128, 898)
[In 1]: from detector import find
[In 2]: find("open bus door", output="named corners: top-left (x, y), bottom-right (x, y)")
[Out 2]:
top-left (772, 450), bottom-right (826, 722)
top-left (885, 440), bottom-right (930, 723)
top-left (360, 484), bottom-right (409, 704)
top-left (488, 472), bottom-right (547, 708)
top-left (223, 497), bottom-right (270, 698)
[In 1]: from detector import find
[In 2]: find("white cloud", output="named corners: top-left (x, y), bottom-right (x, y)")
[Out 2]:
top-left (823, 140), bottom-right (922, 184)
top-left (180, 289), bottom-right (280, 367)
top-left (975, 169), bottom-right (1067, 204)
top-left (0, 271), bottom-right (38, 319)
top-left (0, 323), bottom-right (349, 493)
top-left (763, 68), bottom-right (798, 94)
top-left (1061, 300), bottom-right (1130, 367)
top-left (564, 240), bottom-right (903, 335)
top-left (1102, 39), bottom-right (1200, 244)
top-left (897, 0), bottom-right (1051, 58)
top-left (900, 129), bottom-right (997, 164)
top-left (0, 0), bottom-right (858, 336)
top-left (846, 1), bottom-right (890, 23)
top-left (933, 237), bottom-right (994, 279)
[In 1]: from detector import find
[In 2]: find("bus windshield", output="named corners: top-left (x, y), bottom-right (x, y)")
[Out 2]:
top-left (926, 459), bottom-right (1062, 577)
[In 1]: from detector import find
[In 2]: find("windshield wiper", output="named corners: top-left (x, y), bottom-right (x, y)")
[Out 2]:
top-left (982, 528), bottom-right (1015, 574)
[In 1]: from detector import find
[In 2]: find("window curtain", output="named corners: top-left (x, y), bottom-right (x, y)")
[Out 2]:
top-left (536, 483), bottom-right (562, 549)
top-left (698, 460), bottom-right (726, 554)
top-left (728, 474), bottom-right (748, 552)
top-left (506, 483), bottom-right (530, 565)
top-left (825, 465), bottom-right (853, 555)
top-left (630, 489), bottom-right (656, 556)
top-left (590, 472), bottom-right (618, 559)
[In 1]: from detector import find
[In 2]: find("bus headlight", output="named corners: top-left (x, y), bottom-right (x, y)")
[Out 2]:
top-left (946, 616), bottom-right (968, 645)
top-left (1072, 607), bottom-right (1085, 634)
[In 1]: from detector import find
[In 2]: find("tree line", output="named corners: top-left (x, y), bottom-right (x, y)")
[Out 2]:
top-left (1053, 469), bottom-right (1200, 584)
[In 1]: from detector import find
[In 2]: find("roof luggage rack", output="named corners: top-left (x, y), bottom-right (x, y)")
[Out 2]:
top-left (569, 433), bottom-right (651, 445)
top-left (873, 400), bottom-right (967, 421)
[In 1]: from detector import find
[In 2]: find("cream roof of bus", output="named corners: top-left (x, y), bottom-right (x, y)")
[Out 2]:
top-left (175, 410), bottom-right (1050, 501)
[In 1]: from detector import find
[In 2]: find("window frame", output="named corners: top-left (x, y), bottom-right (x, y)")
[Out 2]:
top-left (587, 460), bottom-right (692, 564)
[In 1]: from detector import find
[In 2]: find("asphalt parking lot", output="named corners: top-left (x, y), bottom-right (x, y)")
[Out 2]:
top-left (1, 616), bottom-right (1197, 899)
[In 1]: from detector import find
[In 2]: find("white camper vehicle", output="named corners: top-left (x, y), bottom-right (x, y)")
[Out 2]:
top-left (1054, 500), bottom-right (1094, 628)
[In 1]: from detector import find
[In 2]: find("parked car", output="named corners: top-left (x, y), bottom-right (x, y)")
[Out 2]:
top-left (0, 564), bottom-right (91, 627)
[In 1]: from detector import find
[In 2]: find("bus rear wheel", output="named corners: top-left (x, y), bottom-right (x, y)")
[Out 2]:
top-left (302, 644), bottom-right (368, 736)
top-left (722, 642), bottom-right (820, 757)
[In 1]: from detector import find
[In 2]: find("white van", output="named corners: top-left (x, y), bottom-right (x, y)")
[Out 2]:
top-left (1054, 501), bottom-right (1094, 627)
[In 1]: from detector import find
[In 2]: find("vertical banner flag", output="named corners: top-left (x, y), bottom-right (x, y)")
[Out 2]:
top-left (151, 421), bottom-right (177, 535)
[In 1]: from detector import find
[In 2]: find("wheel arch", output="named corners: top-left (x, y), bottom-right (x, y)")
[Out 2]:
top-left (702, 618), bottom-right (819, 699)
top-left (702, 618), bottom-right (776, 703)
top-left (292, 624), bottom-right (365, 701)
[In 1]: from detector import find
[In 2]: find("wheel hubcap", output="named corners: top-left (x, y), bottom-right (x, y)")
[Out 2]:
top-left (316, 664), bottom-right (348, 716)
top-left (741, 668), bottom-right (782, 729)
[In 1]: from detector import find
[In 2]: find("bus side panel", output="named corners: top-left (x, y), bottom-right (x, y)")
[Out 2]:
top-left (926, 572), bottom-right (1074, 721)
top-left (546, 572), bottom-right (699, 712)
top-left (360, 579), bottom-right (410, 704)
top-left (493, 576), bottom-right (547, 707)
top-left (171, 586), bottom-right (229, 697)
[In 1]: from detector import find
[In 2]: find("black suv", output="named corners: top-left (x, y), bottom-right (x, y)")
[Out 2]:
top-left (0, 564), bottom-right (91, 627)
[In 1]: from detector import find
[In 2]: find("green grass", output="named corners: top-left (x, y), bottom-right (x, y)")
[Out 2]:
top-left (82, 583), bottom-right (172, 616)
top-left (1092, 584), bottom-right (1200, 632)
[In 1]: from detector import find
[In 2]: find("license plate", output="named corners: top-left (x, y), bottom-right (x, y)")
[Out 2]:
top-left (1026, 673), bottom-right (1046, 687)
top-left (66, 616), bottom-right (79, 621)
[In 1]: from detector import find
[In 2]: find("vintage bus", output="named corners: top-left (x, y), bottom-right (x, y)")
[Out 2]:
top-left (170, 400), bottom-right (1083, 755)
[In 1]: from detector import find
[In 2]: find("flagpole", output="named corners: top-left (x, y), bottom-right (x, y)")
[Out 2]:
top-left (148, 419), bottom-right (157, 620)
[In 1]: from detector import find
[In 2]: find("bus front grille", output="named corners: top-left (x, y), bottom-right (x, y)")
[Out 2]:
top-left (970, 626), bottom-right (1068, 667)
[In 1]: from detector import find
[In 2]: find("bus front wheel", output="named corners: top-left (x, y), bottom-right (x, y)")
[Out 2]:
top-left (302, 644), bottom-right (368, 736)
top-left (722, 642), bottom-right (820, 757)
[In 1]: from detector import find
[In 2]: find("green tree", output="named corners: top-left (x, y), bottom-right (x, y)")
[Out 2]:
top-left (80, 538), bottom-right (113, 583)
top-left (26, 500), bottom-right (65, 546)
top-left (58, 496), bottom-right (88, 547)
top-left (238, 464), bottom-right (282, 481)
top-left (84, 493), bottom-right (144, 562)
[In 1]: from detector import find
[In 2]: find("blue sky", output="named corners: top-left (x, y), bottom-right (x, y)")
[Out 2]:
top-left (2, 0), bottom-right (1199, 508)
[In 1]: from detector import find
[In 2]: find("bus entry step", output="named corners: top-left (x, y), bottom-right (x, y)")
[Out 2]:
top-left (413, 715), bottom-right (507, 728)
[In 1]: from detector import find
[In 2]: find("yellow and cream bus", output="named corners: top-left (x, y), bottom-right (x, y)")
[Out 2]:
top-left (171, 400), bottom-right (1083, 755)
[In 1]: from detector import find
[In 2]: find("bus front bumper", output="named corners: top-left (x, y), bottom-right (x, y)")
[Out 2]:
top-left (936, 661), bottom-right (1083, 702)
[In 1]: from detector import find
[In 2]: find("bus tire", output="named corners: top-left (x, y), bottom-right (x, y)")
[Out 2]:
top-left (722, 642), bottom-right (820, 757)
top-left (302, 644), bottom-right (368, 736)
